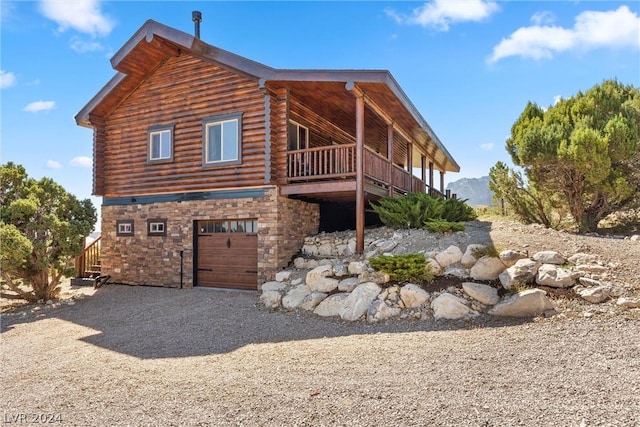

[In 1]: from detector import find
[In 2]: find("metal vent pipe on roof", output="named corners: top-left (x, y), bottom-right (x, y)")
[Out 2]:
top-left (192, 11), bottom-right (202, 39)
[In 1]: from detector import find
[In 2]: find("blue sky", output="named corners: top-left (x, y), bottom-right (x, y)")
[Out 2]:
top-left (2, 0), bottom-right (639, 221)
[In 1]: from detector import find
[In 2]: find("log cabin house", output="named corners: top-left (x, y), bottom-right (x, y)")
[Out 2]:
top-left (75, 19), bottom-right (460, 290)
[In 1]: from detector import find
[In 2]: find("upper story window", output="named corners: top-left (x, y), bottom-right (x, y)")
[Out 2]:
top-left (148, 124), bottom-right (174, 163)
top-left (288, 120), bottom-right (308, 151)
top-left (203, 113), bottom-right (242, 166)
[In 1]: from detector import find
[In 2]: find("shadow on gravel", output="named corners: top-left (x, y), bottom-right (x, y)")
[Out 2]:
top-left (1, 280), bottom-right (530, 359)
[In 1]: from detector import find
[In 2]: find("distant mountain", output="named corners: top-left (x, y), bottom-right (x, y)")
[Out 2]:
top-left (446, 176), bottom-right (493, 207)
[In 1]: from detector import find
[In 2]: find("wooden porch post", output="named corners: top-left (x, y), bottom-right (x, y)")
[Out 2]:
top-left (349, 85), bottom-right (365, 254)
top-left (429, 161), bottom-right (434, 196)
top-left (387, 124), bottom-right (394, 196)
top-left (421, 155), bottom-right (427, 193)
top-left (440, 170), bottom-right (445, 195)
top-left (406, 142), bottom-right (413, 191)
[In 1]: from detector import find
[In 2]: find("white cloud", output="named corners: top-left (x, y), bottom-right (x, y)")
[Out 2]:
top-left (23, 100), bottom-right (55, 113)
top-left (0, 70), bottom-right (16, 89)
top-left (70, 156), bottom-right (92, 168)
top-left (530, 11), bottom-right (556, 26)
top-left (386, 0), bottom-right (499, 31)
top-left (553, 95), bottom-right (562, 105)
top-left (39, 0), bottom-right (114, 37)
top-left (480, 143), bottom-right (494, 151)
top-left (47, 160), bottom-right (62, 170)
top-left (489, 6), bottom-right (640, 63)
top-left (70, 36), bottom-right (104, 53)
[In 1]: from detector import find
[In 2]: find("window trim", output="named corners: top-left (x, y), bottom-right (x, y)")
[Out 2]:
top-left (288, 120), bottom-right (309, 151)
top-left (116, 220), bottom-right (134, 236)
top-left (148, 124), bottom-right (175, 164)
top-left (202, 113), bottom-right (243, 167)
top-left (147, 218), bottom-right (167, 236)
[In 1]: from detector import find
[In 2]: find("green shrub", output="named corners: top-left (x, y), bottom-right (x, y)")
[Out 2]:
top-left (369, 254), bottom-right (434, 283)
top-left (370, 192), bottom-right (477, 230)
top-left (424, 220), bottom-right (465, 233)
top-left (471, 245), bottom-right (500, 258)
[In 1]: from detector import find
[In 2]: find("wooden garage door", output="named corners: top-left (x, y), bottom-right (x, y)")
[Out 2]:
top-left (196, 220), bottom-right (258, 290)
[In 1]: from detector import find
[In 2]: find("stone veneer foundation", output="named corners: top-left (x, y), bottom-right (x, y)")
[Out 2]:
top-left (100, 187), bottom-right (319, 288)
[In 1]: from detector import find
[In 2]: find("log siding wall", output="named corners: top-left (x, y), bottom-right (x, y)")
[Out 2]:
top-left (95, 56), bottom-right (268, 197)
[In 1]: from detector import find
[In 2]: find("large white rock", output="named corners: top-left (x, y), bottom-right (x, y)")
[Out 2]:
top-left (282, 284), bottom-right (311, 309)
top-left (274, 271), bottom-right (292, 282)
top-left (399, 284), bottom-right (430, 308)
top-left (577, 286), bottom-right (610, 304)
top-left (317, 244), bottom-right (333, 257)
top-left (299, 292), bottom-right (328, 311)
top-left (574, 264), bottom-right (607, 274)
top-left (533, 250), bottom-right (565, 265)
top-left (536, 264), bottom-right (575, 288)
top-left (489, 289), bottom-right (554, 317)
top-left (462, 282), bottom-right (500, 306)
top-left (376, 239), bottom-right (397, 253)
top-left (338, 277), bottom-right (360, 292)
top-left (314, 293), bottom-right (350, 317)
top-left (367, 300), bottom-right (401, 323)
top-left (302, 244), bottom-right (319, 256)
top-left (306, 265), bottom-right (337, 292)
top-left (339, 282), bottom-right (382, 321)
top-left (431, 293), bottom-right (479, 320)
top-left (443, 266), bottom-right (469, 278)
top-left (261, 281), bottom-right (286, 292)
top-left (348, 261), bottom-right (368, 275)
top-left (616, 297), bottom-right (640, 308)
top-left (470, 256), bottom-right (506, 281)
top-left (259, 290), bottom-right (282, 309)
top-left (499, 249), bottom-right (528, 268)
top-left (461, 244), bottom-right (485, 267)
top-left (499, 258), bottom-right (541, 290)
top-left (358, 270), bottom-right (390, 285)
top-left (425, 257), bottom-right (444, 275)
top-left (435, 245), bottom-right (463, 268)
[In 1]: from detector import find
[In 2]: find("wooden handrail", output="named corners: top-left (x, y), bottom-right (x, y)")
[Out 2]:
top-left (75, 236), bottom-right (101, 278)
top-left (287, 144), bottom-right (356, 181)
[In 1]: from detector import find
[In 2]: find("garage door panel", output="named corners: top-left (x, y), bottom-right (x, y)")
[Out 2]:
top-left (196, 224), bottom-right (258, 290)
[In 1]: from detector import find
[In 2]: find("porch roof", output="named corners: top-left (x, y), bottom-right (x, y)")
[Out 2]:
top-left (76, 19), bottom-right (459, 173)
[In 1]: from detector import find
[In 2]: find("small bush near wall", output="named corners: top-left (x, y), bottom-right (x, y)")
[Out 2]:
top-left (371, 193), bottom-right (476, 230)
top-left (369, 254), bottom-right (434, 283)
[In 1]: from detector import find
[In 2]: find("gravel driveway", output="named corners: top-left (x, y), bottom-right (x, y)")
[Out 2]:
top-left (1, 284), bottom-right (639, 426)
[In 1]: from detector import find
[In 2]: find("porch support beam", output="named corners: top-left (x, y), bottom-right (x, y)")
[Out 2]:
top-left (429, 161), bottom-right (434, 195)
top-left (421, 155), bottom-right (427, 193)
top-left (347, 81), bottom-right (366, 254)
top-left (387, 124), bottom-right (394, 196)
top-left (406, 142), bottom-right (413, 191)
top-left (440, 170), bottom-right (445, 194)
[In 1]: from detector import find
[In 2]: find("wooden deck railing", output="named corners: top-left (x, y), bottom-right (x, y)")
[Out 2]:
top-left (285, 144), bottom-right (445, 197)
top-left (75, 236), bottom-right (101, 278)
top-left (287, 144), bottom-right (356, 181)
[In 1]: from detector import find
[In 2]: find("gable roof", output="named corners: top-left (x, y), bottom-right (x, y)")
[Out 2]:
top-left (76, 20), bottom-right (459, 172)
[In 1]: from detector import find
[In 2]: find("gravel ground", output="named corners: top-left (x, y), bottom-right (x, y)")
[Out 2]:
top-left (2, 221), bottom-right (640, 426)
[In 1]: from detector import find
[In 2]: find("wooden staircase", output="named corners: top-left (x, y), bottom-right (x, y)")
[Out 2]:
top-left (72, 236), bottom-right (102, 286)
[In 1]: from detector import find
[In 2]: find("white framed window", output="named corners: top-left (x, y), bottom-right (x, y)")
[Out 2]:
top-left (147, 219), bottom-right (167, 236)
top-left (203, 113), bottom-right (242, 165)
top-left (288, 120), bottom-right (308, 151)
top-left (148, 124), bottom-right (174, 162)
top-left (116, 220), bottom-right (134, 236)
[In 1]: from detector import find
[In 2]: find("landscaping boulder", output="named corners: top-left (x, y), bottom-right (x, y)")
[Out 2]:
top-left (314, 293), bottom-right (350, 317)
top-left (461, 244), bottom-right (485, 268)
top-left (470, 256), bottom-right (506, 281)
top-left (260, 291), bottom-right (282, 309)
top-left (400, 284), bottom-right (430, 308)
top-left (576, 286), bottom-right (610, 304)
top-left (462, 282), bottom-right (500, 306)
top-left (339, 282), bottom-right (381, 321)
top-left (499, 258), bottom-right (540, 290)
top-left (533, 250), bottom-right (565, 265)
top-left (431, 293), bottom-right (479, 320)
top-left (536, 264), bottom-right (575, 288)
top-left (282, 285), bottom-right (311, 309)
top-left (489, 289), bottom-right (554, 317)
top-left (367, 300), bottom-right (401, 323)
top-left (435, 245), bottom-right (463, 268)
top-left (299, 292), bottom-right (328, 311)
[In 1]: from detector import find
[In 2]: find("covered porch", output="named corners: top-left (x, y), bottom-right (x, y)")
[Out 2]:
top-left (265, 76), bottom-right (460, 253)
